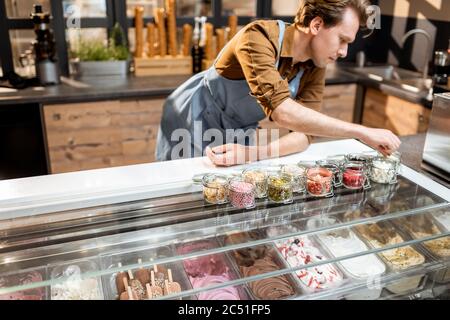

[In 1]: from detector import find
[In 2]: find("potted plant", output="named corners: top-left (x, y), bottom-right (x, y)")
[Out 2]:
top-left (71, 23), bottom-right (130, 77)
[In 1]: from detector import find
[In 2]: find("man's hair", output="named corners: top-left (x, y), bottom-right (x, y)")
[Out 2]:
top-left (295, 0), bottom-right (371, 29)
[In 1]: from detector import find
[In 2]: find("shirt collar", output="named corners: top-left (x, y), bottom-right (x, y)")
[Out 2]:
top-left (280, 23), bottom-right (314, 70)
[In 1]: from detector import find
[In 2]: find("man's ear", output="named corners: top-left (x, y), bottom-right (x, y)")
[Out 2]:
top-left (309, 16), bottom-right (324, 35)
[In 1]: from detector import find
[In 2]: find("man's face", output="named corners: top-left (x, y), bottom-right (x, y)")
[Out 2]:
top-left (309, 7), bottom-right (360, 68)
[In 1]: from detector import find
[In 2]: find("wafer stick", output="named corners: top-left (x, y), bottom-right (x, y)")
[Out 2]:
top-left (154, 8), bottom-right (167, 56)
top-left (146, 22), bottom-right (156, 57)
top-left (134, 6), bottom-right (144, 58)
top-left (228, 15), bottom-right (238, 41)
top-left (182, 24), bottom-right (193, 56)
top-left (165, 0), bottom-right (178, 56)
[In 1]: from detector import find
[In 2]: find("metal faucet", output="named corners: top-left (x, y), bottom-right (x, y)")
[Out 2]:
top-left (401, 29), bottom-right (432, 80)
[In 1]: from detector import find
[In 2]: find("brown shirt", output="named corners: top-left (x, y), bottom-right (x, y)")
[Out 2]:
top-left (215, 20), bottom-right (326, 118)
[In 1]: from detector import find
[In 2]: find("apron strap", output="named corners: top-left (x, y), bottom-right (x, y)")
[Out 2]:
top-left (275, 20), bottom-right (286, 70)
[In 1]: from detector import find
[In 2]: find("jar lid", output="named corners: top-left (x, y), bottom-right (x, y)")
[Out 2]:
top-left (282, 164), bottom-right (306, 176)
top-left (229, 177), bottom-right (254, 193)
top-left (372, 157), bottom-right (397, 169)
top-left (306, 167), bottom-right (333, 179)
top-left (202, 173), bottom-right (229, 188)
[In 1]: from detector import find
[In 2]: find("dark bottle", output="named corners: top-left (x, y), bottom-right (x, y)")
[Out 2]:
top-left (192, 43), bottom-right (204, 74)
top-left (191, 17), bottom-right (205, 74)
top-left (31, 4), bottom-right (60, 85)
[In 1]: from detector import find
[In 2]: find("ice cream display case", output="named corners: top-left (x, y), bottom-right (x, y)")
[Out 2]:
top-left (0, 141), bottom-right (449, 300)
top-left (0, 179), bottom-right (448, 300)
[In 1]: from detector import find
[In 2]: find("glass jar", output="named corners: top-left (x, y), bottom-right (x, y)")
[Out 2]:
top-left (345, 153), bottom-right (374, 167)
top-left (342, 162), bottom-right (371, 190)
top-left (316, 160), bottom-right (343, 187)
top-left (370, 157), bottom-right (399, 184)
top-left (242, 168), bottom-right (268, 199)
top-left (202, 173), bottom-right (229, 204)
top-left (228, 177), bottom-right (256, 209)
top-left (306, 167), bottom-right (334, 197)
top-left (281, 164), bottom-right (306, 193)
top-left (267, 174), bottom-right (294, 204)
top-left (386, 151), bottom-right (402, 169)
top-left (325, 154), bottom-right (347, 169)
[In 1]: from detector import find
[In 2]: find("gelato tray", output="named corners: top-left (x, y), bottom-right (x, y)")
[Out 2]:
top-left (315, 218), bottom-right (386, 300)
top-left (176, 238), bottom-right (250, 300)
top-left (353, 221), bottom-right (427, 294)
top-left (50, 259), bottom-right (104, 300)
top-left (220, 231), bottom-right (301, 300)
top-left (0, 267), bottom-right (47, 300)
top-left (100, 245), bottom-right (193, 300)
top-left (274, 234), bottom-right (345, 297)
top-left (391, 213), bottom-right (450, 283)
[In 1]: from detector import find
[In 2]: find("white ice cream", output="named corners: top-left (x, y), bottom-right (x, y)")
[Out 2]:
top-left (318, 229), bottom-right (386, 279)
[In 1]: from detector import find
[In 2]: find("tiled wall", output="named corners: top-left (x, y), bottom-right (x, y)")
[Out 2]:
top-left (345, 0), bottom-right (450, 73)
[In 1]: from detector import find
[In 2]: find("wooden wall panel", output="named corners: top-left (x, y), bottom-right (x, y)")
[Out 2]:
top-left (44, 99), bottom-right (165, 174)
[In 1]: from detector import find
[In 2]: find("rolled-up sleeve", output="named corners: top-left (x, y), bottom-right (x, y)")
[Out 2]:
top-left (234, 23), bottom-right (291, 117)
top-left (296, 67), bottom-right (326, 112)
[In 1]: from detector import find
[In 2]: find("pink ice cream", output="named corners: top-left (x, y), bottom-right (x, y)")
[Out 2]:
top-left (177, 240), bottom-right (229, 277)
top-left (191, 274), bottom-right (241, 300)
top-left (0, 271), bottom-right (45, 300)
top-left (178, 240), bottom-right (242, 300)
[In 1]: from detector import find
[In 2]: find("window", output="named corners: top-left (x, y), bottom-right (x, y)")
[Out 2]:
top-left (271, 0), bottom-right (299, 17)
top-left (222, 0), bottom-right (256, 16)
top-left (62, 0), bottom-right (107, 18)
top-left (5, 0), bottom-right (50, 18)
top-left (9, 29), bottom-right (35, 78)
top-left (126, 0), bottom-right (212, 18)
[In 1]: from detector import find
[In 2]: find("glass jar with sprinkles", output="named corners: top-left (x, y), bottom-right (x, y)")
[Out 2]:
top-left (228, 177), bottom-right (256, 209)
top-left (342, 162), bottom-right (371, 190)
top-left (316, 160), bottom-right (343, 188)
top-left (370, 157), bottom-right (399, 184)
top-left (281, 164), bottom-right (306, 193)
top-left (306, 167), bottom-right (334, 197)
top-left (267, 173), bottom-right (294, 204)
top-left (202, 173), bottom-right (229, 204)
top-left (242, 168), bottom-right (268, 199)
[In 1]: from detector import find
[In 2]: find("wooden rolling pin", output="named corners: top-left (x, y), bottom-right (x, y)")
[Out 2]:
top-left (165, 0), bottom-right (178, 57)
top-left (205, 22), bottom-right (214, 60)
top-left (182, 24), bottom-right (193, 56)
top-left (146, 23), bottom-right (156, 58)
top-left (134, 6), bottom-right (144, 58)
top-left (215, 28), bottom-right (225, 56)
top-left (154, 7), bottom-right (167, 57)
top-left (228, 15), bottom-right (238, 41)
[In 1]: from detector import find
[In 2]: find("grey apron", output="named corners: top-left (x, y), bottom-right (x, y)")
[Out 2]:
top-left (156, 20), bottom-right (304, 161)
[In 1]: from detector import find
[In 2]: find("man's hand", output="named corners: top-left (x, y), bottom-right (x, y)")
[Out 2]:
top-left (206, 144), bottom-right (258, 167)
top-left (358, 128), bottom-right (401, 156)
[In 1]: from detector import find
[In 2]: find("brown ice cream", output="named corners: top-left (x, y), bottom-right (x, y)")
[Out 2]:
top-left (225, 231), bottom-right (295, 299)
top-left (241, 257), bottom-right (295, 300)
top-left (135, 269), bottom-right (150, 286)
top-left (225, 232), bottom-right (268, 267)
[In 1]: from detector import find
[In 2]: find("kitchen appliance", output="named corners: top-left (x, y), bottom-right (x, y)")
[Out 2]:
top-left (31, 4), bottom-right (60, 85)
top-left (422, 93), bottom-right (450, 185)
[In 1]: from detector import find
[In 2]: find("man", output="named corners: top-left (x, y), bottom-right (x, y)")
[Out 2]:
top-left (156, 0), bottom-right (401, 166)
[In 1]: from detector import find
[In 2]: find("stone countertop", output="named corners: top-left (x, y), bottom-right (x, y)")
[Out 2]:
top-left (399, 134), bottom-right (449, 188)
top-left (0, 68), bottom-right (358, 107)
top-left (0, 138), bottom-right (448, 219)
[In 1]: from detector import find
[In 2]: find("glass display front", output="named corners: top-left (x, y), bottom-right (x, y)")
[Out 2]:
top-left (0, 165), bottom-right (448, 300)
